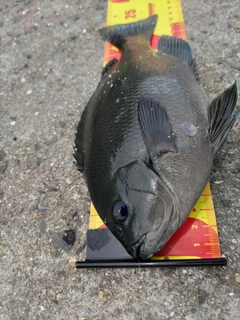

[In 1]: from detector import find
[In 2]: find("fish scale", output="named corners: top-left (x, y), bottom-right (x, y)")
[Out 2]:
top-left (89, 70), bottom-right (146, 175)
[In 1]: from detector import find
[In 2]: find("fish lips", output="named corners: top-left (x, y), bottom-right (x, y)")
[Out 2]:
top-left (127, 234), bottom-right (147, 258)
top-left (139, 227), bottom-right (171, 260)
top-left (128, 223), bottom-right (176, 260)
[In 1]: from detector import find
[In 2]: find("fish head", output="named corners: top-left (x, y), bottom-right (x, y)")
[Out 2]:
top-left (105, 159), bottom-right (180, 260)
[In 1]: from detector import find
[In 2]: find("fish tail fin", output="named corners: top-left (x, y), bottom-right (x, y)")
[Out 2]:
top-left (158, 36), bottom-right (195, 72)
top-left (208, 81), bottom-right (239, 154)
top-left (99, 15), bottom-right (158, 50)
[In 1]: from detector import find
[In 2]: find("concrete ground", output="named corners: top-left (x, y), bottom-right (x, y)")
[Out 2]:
top-left (0, 0), bottom-right (239, 319)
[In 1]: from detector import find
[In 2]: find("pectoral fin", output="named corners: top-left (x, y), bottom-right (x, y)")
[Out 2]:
top-left (138, 98), bottom-right (177, 159)
top-left (101, 58), bottom-right (118, 76)
top-left (208, 81), bottom-right (239, 154)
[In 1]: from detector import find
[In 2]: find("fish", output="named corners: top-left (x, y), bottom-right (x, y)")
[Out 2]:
top-left (74, 15), bottom-right (239, 260)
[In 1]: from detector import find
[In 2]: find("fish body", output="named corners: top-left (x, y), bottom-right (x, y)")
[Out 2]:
top-left (74, 16), bottom-right (239, 259)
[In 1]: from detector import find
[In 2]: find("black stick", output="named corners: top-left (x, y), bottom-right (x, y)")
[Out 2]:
top-left (75, 257), bottom-right (227, 269)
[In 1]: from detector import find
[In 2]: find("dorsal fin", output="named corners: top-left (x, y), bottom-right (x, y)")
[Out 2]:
top-left (99, 15), bottom-right (158, 50)
top-left (158, 36), bottom-right (195, 72)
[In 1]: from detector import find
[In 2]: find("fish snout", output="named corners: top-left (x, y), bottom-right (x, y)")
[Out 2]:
top-left (127, 234), bottom-right (147, 258)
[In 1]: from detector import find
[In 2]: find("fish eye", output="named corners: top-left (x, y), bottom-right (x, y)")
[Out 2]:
top-left (112, 201), bottom-right (128, 223)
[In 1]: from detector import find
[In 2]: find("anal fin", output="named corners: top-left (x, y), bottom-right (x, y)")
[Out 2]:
top-left (208, 81), bottom-right (239, 153)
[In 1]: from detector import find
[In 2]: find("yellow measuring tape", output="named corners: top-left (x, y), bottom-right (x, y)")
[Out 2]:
top-left (88, 0), bottom-right (221, 260)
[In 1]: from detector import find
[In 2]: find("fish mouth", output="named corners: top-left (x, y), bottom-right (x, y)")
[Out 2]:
top-left (127, 234), bottom-right (147, 258)
top-left (126, 204), bottom-right (178, 260)
top-left (138, 217), bottom-right (179, 260)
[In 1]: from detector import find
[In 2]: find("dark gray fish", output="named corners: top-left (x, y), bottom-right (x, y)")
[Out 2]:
top-left (74, 15), bottom-right (239, 260)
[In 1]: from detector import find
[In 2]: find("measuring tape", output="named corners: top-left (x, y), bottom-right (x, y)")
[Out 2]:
top-left (88, 0), bottom-right (221, 260)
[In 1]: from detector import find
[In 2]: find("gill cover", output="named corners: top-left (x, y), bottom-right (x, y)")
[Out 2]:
top-left (110, 160), bottom-right (179, 256)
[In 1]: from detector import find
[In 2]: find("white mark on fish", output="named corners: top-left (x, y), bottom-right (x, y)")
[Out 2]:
top-left (180, 122), bottom-right (198, 137)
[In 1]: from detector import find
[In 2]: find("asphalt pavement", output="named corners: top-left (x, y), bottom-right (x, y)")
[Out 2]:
top-left (0, 0), bottom-right (239, 319)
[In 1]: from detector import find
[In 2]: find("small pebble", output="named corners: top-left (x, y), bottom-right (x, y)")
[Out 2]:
top-left (10, 121), bottom-right (16, 126)
top-left (69, 256), bottom-right (76, 264)
top-left (40, 219), bottom-right (46, 232)
top-left (0, 162), bottom-right (8, 173)
top-left (27, 89), bottom-right (32, 95)
top-left (34, 143), bottom-right (42, 151)
top-left (31, 204), bottom-right (38, 211)
top-left (198, 289), bottom-right (208, 304)
top-left (235, 273), bottom-right (240, 283)
top-left (58, 121), bottom-right (66, 128)
top-left (52, 299), bottom-right (58, 304)
top-left (21, 77), bottom-right (26, 83)
top-left (62, 230), bottom-right (76, 247)
top-left (44, 136), bottom-right (57, 145)
top-left (231, 167), bottom-right (240, 173)
top-left (0, 150), bottom-right (7, 161)
top-left (39, 207), bottom-right (49, 214)
top-left (82, 29), bottom-right (86, 34)
top-left (48, 186), bottom-right (58, 192)
top-left (221, 199), bottom-right (232, 207)
top-left (65, 178), bottom-right (72, 185)
top-left (214, 180), bottom-right (224, 184)
top-left (76, 241), bottom-right (86, 255)
top-left (98, 291), bottom-right (104, 299)
top-left (35, 157), bottom-right (41, 167)
top-left (72, 212), bottom-right (79, 220)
